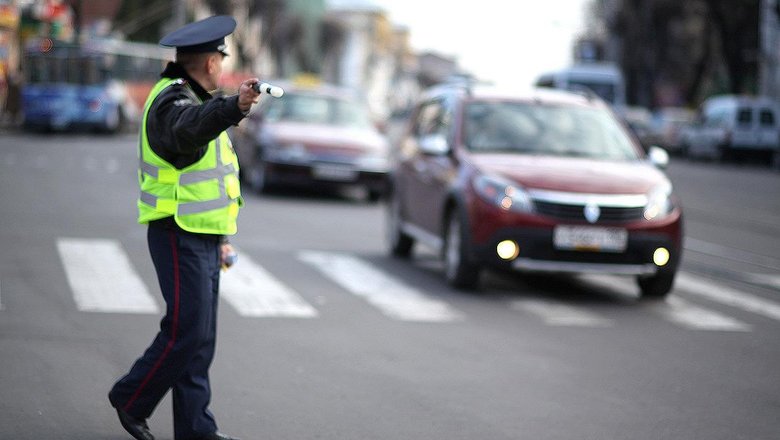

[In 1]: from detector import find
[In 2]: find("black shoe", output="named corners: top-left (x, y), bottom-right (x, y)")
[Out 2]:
top-left (114, 407), bottom-right (155, 440)
top-left (195, 432), bottom-right (241, 440)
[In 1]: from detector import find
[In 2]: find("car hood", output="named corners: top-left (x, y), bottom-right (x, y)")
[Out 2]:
top-left (471, 154), bottom-right (669, 194)
top-left (260, 121), bottom-right (388, 153)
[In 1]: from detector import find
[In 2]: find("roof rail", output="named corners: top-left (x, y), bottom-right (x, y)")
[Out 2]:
top-left (568, 84), bottom-right (600, 102)
top-left (436, 74), bottom-right (493, 96)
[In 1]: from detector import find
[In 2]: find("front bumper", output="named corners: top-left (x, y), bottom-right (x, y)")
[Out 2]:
top-left (472, 227), bottom-right (681, 276)
top-left (264, 160), bottom-right (388, 192)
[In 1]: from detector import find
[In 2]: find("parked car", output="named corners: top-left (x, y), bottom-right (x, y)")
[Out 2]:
top-left (233, 79), bottom-right (391, 201)
top-left (386, 83), bottom-right (683, 299)
top-left (680, 95), bottom-right (780, 163)
top-left (620, 106), bottom-right (655, 151)
top-left (649, 107), bottom-right (695, 155)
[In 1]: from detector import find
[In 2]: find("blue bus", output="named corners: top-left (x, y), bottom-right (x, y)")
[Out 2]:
top-left (21, 37), bottom-right (171, 133)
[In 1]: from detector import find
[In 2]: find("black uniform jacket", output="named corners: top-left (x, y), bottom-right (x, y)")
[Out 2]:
top-left (147, 62), bottom-right (246, 169)
top-left (145, 62), bottom-right (246, 240)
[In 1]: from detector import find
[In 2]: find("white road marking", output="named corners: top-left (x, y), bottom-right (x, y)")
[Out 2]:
top-left (298, 250), bottom-right (463, 322)
top-left (57, 238), bottom-right (159, 313)
top-left (742, 273), bottom-right (780, 291)
top-left (576, 273), bottom-right (751, 331)
top-left (0, 279), bottom-right (4, 311)
top-left (675, 272), bottom-right (780, 323)
top-left (646, 296), bottom-right (750, 331)
top-left (220, 252), bottom-right (318, 318)
top-left (510, 299), bottom-right (613, 327)
top-left (685, 238), bottom-right (780, 271)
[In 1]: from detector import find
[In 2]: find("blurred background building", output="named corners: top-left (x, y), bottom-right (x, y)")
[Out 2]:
top-left (1, 0), bottom-right (779, 124)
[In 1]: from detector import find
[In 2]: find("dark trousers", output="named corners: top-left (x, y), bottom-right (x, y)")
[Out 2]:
top-left (110, 226), bottom-right (221, 440)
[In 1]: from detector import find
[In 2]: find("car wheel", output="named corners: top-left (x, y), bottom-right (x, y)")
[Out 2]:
top-left (679, 143), bottom-right (689, 158)
top-left (443, 211), bottom-right (481, 289)
top-left (367, 188), bottom-right (383, 203)
top-left (772, 150), bottom-right (780, 170)
top-left (248, 160), bottom-right (269, 194)
top-left (637, 271), bottom-right (675, 300)
top-left (100, 105), bottom-right (122, 134)
top-left (716, 144), bottom-right (731, 163)
top-left (386, 195), bottom-right (414, 258)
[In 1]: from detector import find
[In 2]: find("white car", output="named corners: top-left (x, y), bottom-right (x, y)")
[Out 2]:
top-left (682, 95), bottom-right (780, 164)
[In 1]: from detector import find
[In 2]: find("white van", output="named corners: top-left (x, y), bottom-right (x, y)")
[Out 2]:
top-left (535, 62), bottom-right (626, 110)
top-left (681, 95), bottom-right (780, 164)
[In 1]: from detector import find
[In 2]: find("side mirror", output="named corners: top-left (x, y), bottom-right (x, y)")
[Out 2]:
top-left (418, 133), bottom-right (450, 155)
top-left (648, 145), bottom-right (669, 169)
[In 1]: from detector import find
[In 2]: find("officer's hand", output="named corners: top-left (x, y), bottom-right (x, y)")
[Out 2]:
top-left (220, 243), bottom-right (237, 270)
top-left (237, 79), bottom-right (261, 113)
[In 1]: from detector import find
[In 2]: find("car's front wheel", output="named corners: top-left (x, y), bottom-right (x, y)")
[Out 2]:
top-left (443, 211), bottom-right (481, 289)
top-left (101, 105), bottom-right (122, 134)
top-left (637, 271), bottom-right (675, 299)
top-left (248, 159), bottom-right (269, 194)
top-left (386, 195), bottom-right (414, 258)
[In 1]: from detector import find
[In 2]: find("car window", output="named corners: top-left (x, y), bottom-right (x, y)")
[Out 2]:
top-left (704, 108), bottom-right (729, 127)
top-left (759, 109), bottom-right (775, 126)
top-left (262, 92), bottom-right (373, 128)
top-left (736, 108), bottom-right (752, 126)
top-left (566, 80), bottom-right (616, 105)
top-left (414, 100), bottom-right (450, 137)
top-left (463, 101), bottom-right (638, 160)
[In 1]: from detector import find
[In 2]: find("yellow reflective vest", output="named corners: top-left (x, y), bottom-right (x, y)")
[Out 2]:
top-left (137, 78), bottom-right (242, 235)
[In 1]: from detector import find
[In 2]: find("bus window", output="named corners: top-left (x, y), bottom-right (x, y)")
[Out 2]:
top-left (534, 63), bottom-right (625, 109)
top-left (567, 80), bottom-right (616, 104)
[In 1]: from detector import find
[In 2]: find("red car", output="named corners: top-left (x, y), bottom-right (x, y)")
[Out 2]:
top-left (386, 83), bottom-right (683, 299)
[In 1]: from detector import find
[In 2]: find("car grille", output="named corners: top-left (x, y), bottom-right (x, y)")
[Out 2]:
top-left (533, 200), bottom-right (646, 223)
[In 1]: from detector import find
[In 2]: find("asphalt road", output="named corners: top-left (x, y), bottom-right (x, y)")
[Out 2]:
top-left (1, 132), bottom-right (779, 440)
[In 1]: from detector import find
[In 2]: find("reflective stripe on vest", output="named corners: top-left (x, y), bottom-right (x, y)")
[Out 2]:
top-left (139, 136), bottom-right (236, 215)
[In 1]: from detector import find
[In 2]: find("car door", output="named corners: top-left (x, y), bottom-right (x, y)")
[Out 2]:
top-left (757, 107), bottom-right (779, 150)
top-left (403, 98), bottom-right (456, 241)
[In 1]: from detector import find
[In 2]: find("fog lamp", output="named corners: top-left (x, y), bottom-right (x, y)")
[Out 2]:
top-left (653, 247), bottom-right (670, 267)
top-left (497, 240), bottom-right (519, 260)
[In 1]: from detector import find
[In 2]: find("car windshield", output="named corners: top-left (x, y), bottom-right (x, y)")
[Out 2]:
top-left (262, 92), bottom-right (373, 128)
top-left (464, 101), bottom-right (639, 160)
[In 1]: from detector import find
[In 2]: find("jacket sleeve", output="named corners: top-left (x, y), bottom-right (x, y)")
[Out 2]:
top-left (149, 85), bottom-right (246, 155)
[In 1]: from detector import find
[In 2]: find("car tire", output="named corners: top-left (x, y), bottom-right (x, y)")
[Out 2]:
top-left (637, 271), bottom-right (675, 300)
top-left (248, 160), bottom-right (269, 194)
top-left (386, 195), bottom-right (414, 258)
top-left (679, 143), bottom-right (689, 158)
top-left (367, 188), bottom-right (383, 203)
top-left (103, 105), bottom-right (122, 134)
top-left (443, 211), bottom-right (481, 289)
top-left (716, 143), bottom-right (731, 163)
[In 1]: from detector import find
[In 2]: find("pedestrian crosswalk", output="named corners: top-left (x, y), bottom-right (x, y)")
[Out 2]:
top-left (298, 250), bottom-right (463, 322)
top-left (57, 238), bottom-right (159, 314)
top-left (3, 238), bottom-right (780, 332)
top-left (220, 251), bottom-right (318, 318)
top-left (510, 298), bottom-right (614, 328)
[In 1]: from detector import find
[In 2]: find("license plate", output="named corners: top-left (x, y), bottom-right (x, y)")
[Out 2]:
top-left (553, 226), bottom-right (628, 252)
top-left (312, 164), bottom-right (358, 181)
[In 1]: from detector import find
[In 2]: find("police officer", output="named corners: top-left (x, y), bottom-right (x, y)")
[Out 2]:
top-left (108, 15), bottom-right (261, 440)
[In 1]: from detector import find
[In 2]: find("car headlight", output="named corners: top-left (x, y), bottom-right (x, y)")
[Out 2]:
top-left (473, 174), bottom-right (534, 213)
top-left (644, 184), bottom-right (674, 220)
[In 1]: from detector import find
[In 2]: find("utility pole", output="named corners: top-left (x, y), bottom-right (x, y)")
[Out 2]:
top-left (162, 0), bottom-right (187, 37)
top-left (760, 0), bottom-right (780, 100)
